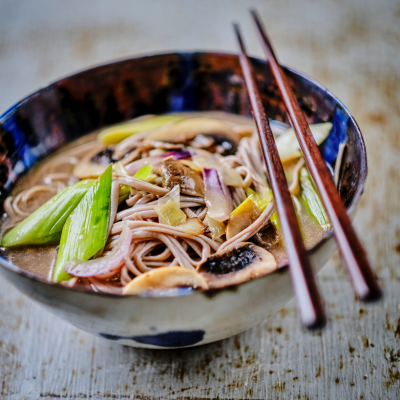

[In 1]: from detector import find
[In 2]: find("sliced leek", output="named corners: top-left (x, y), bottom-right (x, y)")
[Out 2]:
top-left (1, 180), bottom-right (95, 247)
top-left (299, 167), bottom-right (329, 229)
top-left (97, 115), bottom-right (185, 145)
top-left (153, 199), bottom-right (186, 226)
top-left (53, 165), bottom-right (112, 282)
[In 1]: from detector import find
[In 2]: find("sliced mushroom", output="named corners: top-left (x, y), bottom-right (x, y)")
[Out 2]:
top-left (252, 222), bottom-right (281, 250)
top-left (199, 242), bottom-right (277, 289)
top-left (145, 118), bottom-right (239, 155)
top-left (91, 148), bottom-right (116, 165)
top-left (154, 160), bottom-right (205, 197)
top-left (122, 266), bottom-right (209, 295)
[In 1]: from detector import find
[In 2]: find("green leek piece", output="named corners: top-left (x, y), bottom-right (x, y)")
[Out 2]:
top-left (270, 210), bottom-right (280, 232)
top-left (133, 164), bottom-right (153, 181)
top-left (153, 199), bottom-right (186, 226)
top-left (1, 180), bottom-right (95, 247)
top-left (204, 214), bottom-right (225, 240)
top-left (53, 165), bottom-right (112, 282)
top-left (299, 167), bottom-right (329, 229)
top-left (227, 195), bottom-right (261, 240)
top-left (245, 187), bottom-right (272, 212)
top-left (276, 122), bottom-right (332, 163)
top-left (114, 163), bottom-right (130, 204)
top-left (97, 115), bottom-right (185, 145)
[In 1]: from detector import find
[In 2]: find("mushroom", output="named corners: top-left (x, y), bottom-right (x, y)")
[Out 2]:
top-left (198, 242), bottom-right (277, 289)
top-left (251, 223), bottom-right (281, 250)
top-left (145, 118), bottom-right (240, 155)
top-left (122, 266), bottom-right (209, 295)
top-left (154, 160), bottom-right (205, 197)
top-left (91, 148), bottom-right (116, 165)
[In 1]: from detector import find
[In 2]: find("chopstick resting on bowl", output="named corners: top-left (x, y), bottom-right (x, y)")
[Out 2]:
top-left (234, 24), bottom-right (326, 330)
top-left (249, 9), bottom-right (382, 301)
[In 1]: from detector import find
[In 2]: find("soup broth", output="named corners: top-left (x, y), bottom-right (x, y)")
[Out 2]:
top-left (0, 112), bottom-right (330, 294)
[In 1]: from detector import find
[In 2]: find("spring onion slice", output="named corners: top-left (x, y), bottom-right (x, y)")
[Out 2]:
top-left (53, 164), bottom-right (112, 283)
top-left (204, 214), bottom-right (226, 240)
top-left (133, 164), bottom-right (153, 181)
top-left (276, 122), bottom-right (332, 163)
top-left (158, 185), bottom-right (180, 207)
top-left (97, 115), bottom-right (185, 145)
top-left (299, 167), bottom-right (330, 229)
top-left (114, 162), bottom-right (130, 204)
top-left (245, 187), bottom-right (272, 212)
top-left (1, 179), bottom-right (95, 247)
top-left (226, 195), bottom-right (261, 239)
top-left (153, 200), bottom-right (187, 226)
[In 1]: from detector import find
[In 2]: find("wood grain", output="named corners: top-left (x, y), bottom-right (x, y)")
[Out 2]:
top-left (1, 0), bottom-right (400, 398)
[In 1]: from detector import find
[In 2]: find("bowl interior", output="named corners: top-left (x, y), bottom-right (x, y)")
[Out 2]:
top-left (0, 52), bottom-right (367, 286)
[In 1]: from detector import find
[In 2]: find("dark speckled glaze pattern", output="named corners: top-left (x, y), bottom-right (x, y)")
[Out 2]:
top-left (0, 53), bottom-right (367, 348)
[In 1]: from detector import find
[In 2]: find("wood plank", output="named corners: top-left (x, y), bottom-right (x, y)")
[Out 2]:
top-left (1, 0), bottom-right (400, 398)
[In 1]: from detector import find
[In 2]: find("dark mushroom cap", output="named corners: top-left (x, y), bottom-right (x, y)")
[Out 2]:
top-left (154, 160), bottom-right (205, 196)
top-left (199, 242), bottom-right (277, 289)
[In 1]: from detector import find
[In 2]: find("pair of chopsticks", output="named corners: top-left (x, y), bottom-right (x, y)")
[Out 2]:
top-left (235, 9), bottom-right (382, 329)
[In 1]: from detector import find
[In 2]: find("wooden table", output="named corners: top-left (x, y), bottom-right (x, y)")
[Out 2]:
top-left (1, 0), bottom-right (399, 398)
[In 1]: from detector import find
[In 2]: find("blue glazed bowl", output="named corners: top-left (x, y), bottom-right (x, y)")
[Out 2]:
top-left (0, 52), bottom-right (367, 348)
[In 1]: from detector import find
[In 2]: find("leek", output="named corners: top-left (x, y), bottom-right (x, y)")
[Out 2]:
top-left (114, 162), bottom-right (130, 204)
top-left (153, 200), bottom-right (186, 226)
top-left (97, 115), bottom-right (184, 145)
top-left (227, 195), bottom-right (261, 239)
top-left (245, 187), bottom-right (272, 212)
top-left (204, 214), bottom-right (226, 240)
top-left (276, 122), bottom-right (332, 163)
top-left (53, 165), bottom-right (112, 282)
top-left (299, 167), bottom-right (329, 229)
top-left (133, 164), bottom-right (153, 181)
top-left (1, 180), bottom-right (95, 247)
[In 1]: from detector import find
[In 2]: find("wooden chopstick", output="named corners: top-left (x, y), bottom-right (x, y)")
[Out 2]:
top-left (234, 24), bottom-right (326, 330)
top-left (250, 9), bottom-right (382, 301)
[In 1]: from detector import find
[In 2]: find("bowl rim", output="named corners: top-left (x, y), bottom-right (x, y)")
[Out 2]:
top-left (0, 51), bottom-right (367, 299)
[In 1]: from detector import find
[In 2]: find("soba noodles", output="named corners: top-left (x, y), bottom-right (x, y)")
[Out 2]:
top-left (0, 112), bottom-right (334, 295)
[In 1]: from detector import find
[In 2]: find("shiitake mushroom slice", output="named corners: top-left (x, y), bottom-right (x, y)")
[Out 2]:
top-left (199, 242), bottom-right (277, 289)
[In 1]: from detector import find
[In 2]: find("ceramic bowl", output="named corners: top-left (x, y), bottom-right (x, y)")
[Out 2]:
top-left (0, 52), bottom-right (367, 349)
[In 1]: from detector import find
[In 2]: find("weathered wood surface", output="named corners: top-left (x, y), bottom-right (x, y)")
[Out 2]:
top-left (0, 0), bottom-right (399, 398)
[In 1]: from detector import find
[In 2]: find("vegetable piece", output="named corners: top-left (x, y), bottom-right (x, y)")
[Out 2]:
top-left (133, 164), bottom-right (153, 181)
top-left (203, 168), bottom-right (233, 222)
top-left (199, 242), bottom-right (276, 289)
top-left (245, 187), bottom-right (272, 211)
top-left (53, 164), bottom-right (112, 283)
top-left (97, 115), bottom-right (185, 145)
top-left (64, 224), bottom-right (132, 277)
top-left (217, 166), bottom-right (245, 187)
top-left (299, 168), bottom-right (330, 229)
top-left (153, 200), bottom-right (187, 226)
top-left (114, 162), bottom-right (130, 204)
top-left (226, 195), bottom-right (261, 240)
top-left (158, 185), bottom-right (180, 207)
top-left (125, 151), bottom-right (191, 175)
top-left (178, 217), bottom-right (206, 236)
top-left (1, 180), bottom-right (95, 247)
top-left (123, 266), bottom-right (209, 295)
top-left (275, 122), bottom-right (332, 163)
top-left (204, 214), bottom-right (226, 240)
top-left (154, 160), bottom-right (205, 197)
top-left (189, 148), bottom-right (221, 169)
